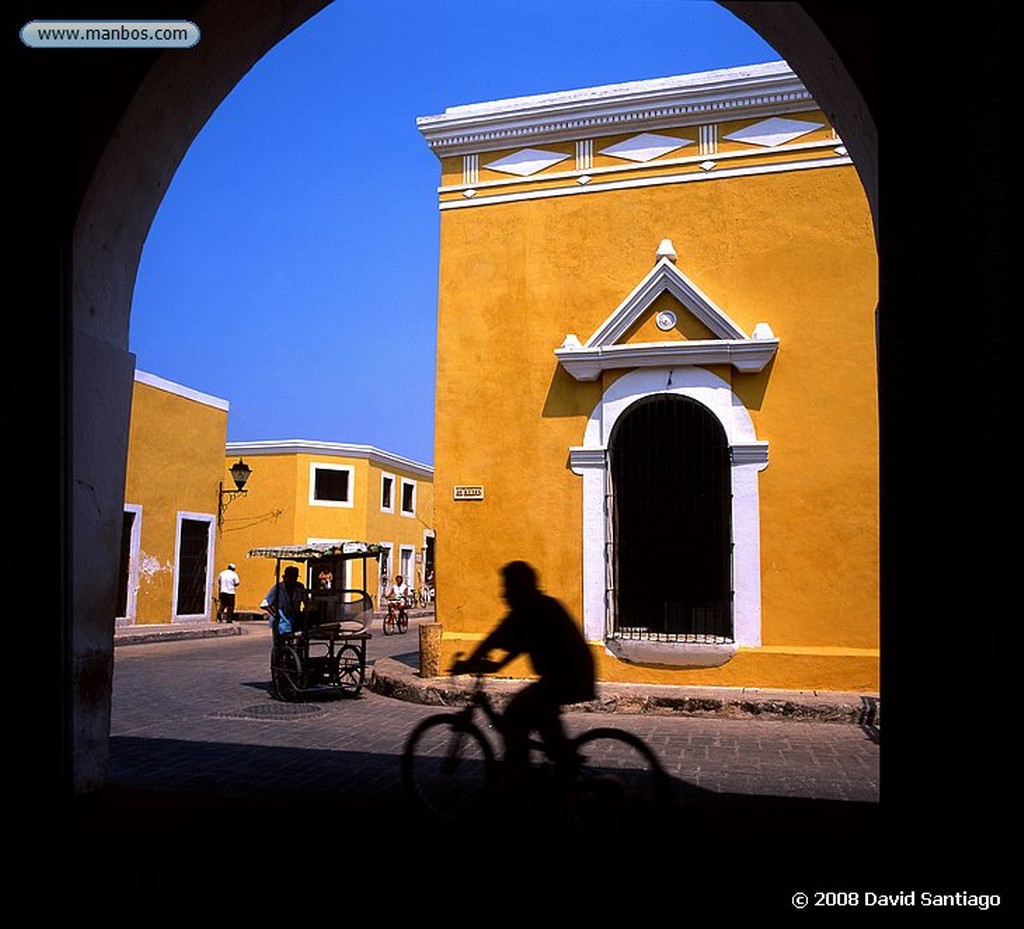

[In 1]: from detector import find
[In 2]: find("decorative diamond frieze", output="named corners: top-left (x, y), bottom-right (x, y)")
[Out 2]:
top-left (723, 116), bottom-right (823, 148)
top-left (483, 148), bottom-right (570, 176)
top-left (599, 132), bottom-right (693, 163)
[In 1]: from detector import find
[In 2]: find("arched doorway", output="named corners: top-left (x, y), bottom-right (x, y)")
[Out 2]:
top-left (609, 394), bottom-right (733, 642)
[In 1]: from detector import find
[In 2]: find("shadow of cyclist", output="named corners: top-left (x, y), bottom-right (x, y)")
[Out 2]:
top-left (452, 561), bottom-right (596, 800)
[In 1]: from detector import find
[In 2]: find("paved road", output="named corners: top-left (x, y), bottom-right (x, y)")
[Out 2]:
top-left (68, 618), bottom-right (893, 916)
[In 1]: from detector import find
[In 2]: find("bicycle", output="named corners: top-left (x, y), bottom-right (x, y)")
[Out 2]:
top-left (400, 661), bottom-right (672, 827)
top-left (382, 597), bottom-right (409, 636)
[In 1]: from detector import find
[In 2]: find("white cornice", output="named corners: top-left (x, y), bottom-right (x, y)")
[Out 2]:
top-left (134, 369), bottom-right (229, 411)
top-left (418, 61), bottom-right (809, 156)
top-left (556, 339), bottom-right (779, 380)
top-left (225, 439), bottom-right (433, 479)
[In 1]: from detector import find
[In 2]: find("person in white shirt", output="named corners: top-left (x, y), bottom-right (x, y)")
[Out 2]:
top-left (217, 563), bottom-right (241, 623)
top-left (388, 575), bottom-right (410, 607)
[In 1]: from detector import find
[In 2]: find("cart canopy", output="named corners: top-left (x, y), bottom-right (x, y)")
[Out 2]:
top-left (247, 541), bottom-right (383, 562)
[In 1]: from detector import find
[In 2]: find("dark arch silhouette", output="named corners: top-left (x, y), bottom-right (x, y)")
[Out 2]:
top-left (20, 4), bottom-right (1001, 826)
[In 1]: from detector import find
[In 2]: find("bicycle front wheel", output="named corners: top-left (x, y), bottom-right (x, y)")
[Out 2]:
top-left (401, 716), bottom-right (497, 821)
top-left (570, 727), bottom-right (673, 828)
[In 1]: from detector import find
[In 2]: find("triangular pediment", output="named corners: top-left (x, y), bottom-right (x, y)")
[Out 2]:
top-left (555, 240), bottom-right (779, 381)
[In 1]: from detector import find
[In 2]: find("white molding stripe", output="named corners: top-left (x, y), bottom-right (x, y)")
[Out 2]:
top-left (418, 62), bottom-right (809, 156)
top-left (437, 155), bottom-right (851, 210)
top-left (226, 439), bottom-right (434, 479)
top-left (437, 136), bottom-right (845, 195)
top-left (134, 369), bottom-right (230, 411)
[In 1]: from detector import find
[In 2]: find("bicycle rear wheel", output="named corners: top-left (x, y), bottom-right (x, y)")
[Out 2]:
top-left (569, 728), bottom-right (673, 828)
top-left (401, 716), bottom-right (497, 821)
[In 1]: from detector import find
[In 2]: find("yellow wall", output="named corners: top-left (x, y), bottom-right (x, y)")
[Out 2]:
top-left (217, 447), bottom-right (434, 611)
top-left (123, 376), bottom-right (227, 624)
top-left (432, 166), bottom-right (878, 692)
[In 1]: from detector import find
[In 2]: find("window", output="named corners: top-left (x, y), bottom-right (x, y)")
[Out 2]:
top-left (399, 545), bottom-right (415, 585)
top-left (400, 478), bottom-right (416, 516)
top-left (117, 505), bottom-right (142, 623)
top-left (174, 513), bottom-right (214, 619)
top-left (310, 463), bottom-right (354, 507)
top-left (381, 472), bottom-right (395, 513)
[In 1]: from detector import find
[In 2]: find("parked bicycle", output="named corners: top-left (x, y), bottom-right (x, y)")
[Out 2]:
top-left (401, 660), bottom-right (672, 826)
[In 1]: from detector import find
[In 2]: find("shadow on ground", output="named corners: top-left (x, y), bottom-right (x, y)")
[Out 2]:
top-left (74, 737), bottom-right (881, 917)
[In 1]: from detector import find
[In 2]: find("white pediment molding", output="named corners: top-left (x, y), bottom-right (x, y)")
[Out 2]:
top-left (555, 240), bottom-right (779, 381)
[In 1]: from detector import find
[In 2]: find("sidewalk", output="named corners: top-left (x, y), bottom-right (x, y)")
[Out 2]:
top-left (114, 616), bottom-right (879, 730)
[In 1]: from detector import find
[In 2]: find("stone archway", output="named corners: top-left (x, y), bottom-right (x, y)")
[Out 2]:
top-left (54, 2), bottom-right (881, 794)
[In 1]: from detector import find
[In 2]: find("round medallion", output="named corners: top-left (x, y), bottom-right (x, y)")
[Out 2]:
top-left (655, 310), bottom-right (677, 331)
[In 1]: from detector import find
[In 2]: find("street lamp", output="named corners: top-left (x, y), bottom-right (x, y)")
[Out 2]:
top-left (218, 458), bottom-right (252, 527)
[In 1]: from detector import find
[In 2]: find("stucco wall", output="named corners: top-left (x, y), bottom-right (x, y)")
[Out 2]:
top-left (433, 163), bottom-right (877, 691)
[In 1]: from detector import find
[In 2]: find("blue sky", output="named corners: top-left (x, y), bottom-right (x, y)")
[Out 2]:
top-left (129, 1), bottom-right (779, 465)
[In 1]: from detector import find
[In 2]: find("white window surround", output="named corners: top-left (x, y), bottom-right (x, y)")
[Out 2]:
top-left (400, 478), bottom-right (417, 517)
top-left (380, 472), bottom-right (396, 514)
top-left (172, 511), bottom-right (215, 623)
top-left (569, 366), bottom-right (768, 667)
top-left (117, 504), bottom-right (142, 626)
top-left (309, 462), bottom-right (355, 508)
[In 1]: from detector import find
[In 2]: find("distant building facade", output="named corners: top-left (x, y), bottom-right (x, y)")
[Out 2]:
top-left (216, 440), bottom-right (434, 612)
top-left (418, 62), bottom-right (878, 692)
top-left (119, 371), bottom-right (229, 626)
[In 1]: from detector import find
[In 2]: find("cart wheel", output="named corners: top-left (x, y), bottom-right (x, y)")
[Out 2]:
top-left (334, 644), bottom-right (364, 695)
top-left (398, 608), bottom-right (409, 634)
top-left (383, 613), bottom-right (395, 636)
top-left (271, 645), bottom-right (304, 701)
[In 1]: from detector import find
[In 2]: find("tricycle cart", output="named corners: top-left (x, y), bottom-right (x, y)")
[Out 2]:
top-left (248, 542), bottom-right (382, 701)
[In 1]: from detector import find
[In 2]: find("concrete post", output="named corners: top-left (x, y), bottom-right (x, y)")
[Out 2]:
top-left (418, 622), bottom-right (443, 678)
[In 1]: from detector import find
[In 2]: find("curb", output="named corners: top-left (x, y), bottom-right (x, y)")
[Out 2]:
top-left (368, 657), bottom-right (880, 728)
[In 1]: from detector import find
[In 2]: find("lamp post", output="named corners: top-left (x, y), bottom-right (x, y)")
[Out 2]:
top-left (218, 458), bottom-right (252, 528)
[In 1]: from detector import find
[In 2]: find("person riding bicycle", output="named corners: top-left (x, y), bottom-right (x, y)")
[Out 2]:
top-left (450, 561), bottom-right (596, 791)
top-left (387, 575), bottom-right (410, 612)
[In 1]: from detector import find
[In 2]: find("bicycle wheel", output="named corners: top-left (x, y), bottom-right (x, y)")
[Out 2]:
top-left (271, 645), bottom-right (304, 701)
top-left (397, 608), bottom-right (409, 634)
top-left (401, 716), bottom-right (497, 821)
top-left (334, 644), bottom-right (364, 695)
top-left (569, 728), bottom-right (673, 828)
top-left (383, 613), bottom-right (395, 636)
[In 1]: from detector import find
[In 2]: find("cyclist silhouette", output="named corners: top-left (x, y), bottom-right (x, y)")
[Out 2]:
top-left (451, 561), bottom-right (595, 790)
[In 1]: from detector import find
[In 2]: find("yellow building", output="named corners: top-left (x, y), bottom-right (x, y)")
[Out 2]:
top-left (216, 441), bottom-right (434, 613)
top-left (119, 371), bottom-right (229, 626)
top-left (419, 62), bottom-right (878, 693)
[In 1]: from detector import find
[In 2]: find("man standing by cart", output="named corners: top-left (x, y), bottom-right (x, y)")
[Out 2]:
top-left (216, 562), bottom-right (241, 623)
top-left (260, 565), bottom-right (305, 635)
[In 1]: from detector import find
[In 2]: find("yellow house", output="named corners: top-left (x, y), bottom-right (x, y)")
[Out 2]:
top-left (419, 62), bottom-right (878, 693)
top-left (216, 441), bottom-right (434, 613)
top-left (119, 371), bottom-right (229, 626)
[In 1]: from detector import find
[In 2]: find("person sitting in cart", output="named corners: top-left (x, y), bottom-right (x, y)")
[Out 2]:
top-left (260, 565), bottom-right (306, 635)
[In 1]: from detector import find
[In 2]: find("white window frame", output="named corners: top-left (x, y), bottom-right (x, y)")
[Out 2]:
top-left (309, 462), bottom-right (355, 508)
top-left (570, 366), bottom-right (768, 666)
top-left (378, 541), bottom-right (394, 604)
top-left (117, 504), bottom-right (143, 626)
top-left (399, 545), bottom-right (415, 586)
top-left (380, 471), bottom-right (396, 514)
top-left (172, 511), bottom-right (215, 622)
top-left (400, 478), bottom-right (417, 517)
